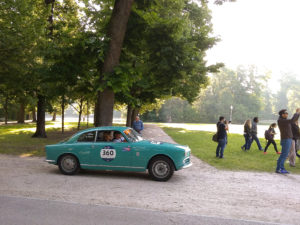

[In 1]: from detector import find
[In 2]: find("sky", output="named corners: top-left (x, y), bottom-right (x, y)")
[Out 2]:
top-left (205, 0), bottom-right (300, 88)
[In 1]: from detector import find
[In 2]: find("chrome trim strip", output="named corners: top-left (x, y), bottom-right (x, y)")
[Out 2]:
top-left (45, 160), bottom-right (55, 163)
top-left (80, 164), bottom-right (144, 169)
top-left (182, 162), bottom-right (193, 169)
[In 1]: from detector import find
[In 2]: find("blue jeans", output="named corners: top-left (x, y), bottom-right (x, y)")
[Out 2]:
top-left (243, 134), bottom-right (252, 150)
top-left (276, 139), bottom-right (292, 171)
top-left (249, 134), bottom-right (263, 150)
top-left (216, 138), bottom-right (226, 158)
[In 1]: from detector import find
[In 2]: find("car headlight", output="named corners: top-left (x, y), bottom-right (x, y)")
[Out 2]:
top-left (176, 145), bottom-right (191, 157)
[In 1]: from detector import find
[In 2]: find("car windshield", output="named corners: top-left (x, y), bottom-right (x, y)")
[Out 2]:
top-left (123, 129), bottom-right (143, 142)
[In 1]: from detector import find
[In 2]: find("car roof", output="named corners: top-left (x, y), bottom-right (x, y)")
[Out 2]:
top-left (77, 126), bottom-right (130, 134)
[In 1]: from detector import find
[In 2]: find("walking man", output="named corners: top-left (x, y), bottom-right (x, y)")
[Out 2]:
top-left (276, 108), bottom-right (300, 174)
top-left (132, 116), bottom-right (144, 134)
top-left (249, 117), bottom-right (263, 151)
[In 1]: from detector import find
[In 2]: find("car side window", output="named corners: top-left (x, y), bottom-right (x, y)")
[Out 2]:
top-left (77, 131), bottom-right (96, 142)
top-left (96, 131), bottom-right (113, 142)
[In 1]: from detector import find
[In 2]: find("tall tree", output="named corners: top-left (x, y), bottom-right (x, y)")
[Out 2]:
top-left (94, 0), bottom-right (135, 126)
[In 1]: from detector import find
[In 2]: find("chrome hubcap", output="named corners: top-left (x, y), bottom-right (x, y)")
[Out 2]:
top-left (153, 161), bottom-right (170, 178)
top-left (62, 156), bottom-right (76, 172)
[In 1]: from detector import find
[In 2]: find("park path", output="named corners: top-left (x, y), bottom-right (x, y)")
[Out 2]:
top-left (0, 124), bottom-right (299, 225)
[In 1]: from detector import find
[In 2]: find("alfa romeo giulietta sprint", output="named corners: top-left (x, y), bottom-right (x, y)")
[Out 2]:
top-left (45, 126), bottom-right (192, 181)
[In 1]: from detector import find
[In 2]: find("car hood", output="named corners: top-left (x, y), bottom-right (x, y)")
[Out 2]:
top-left (140, 140), bottom-right (188, 149)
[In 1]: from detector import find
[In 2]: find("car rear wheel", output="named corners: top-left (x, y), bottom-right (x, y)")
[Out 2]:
top-left (148, 156), bottom-right (174, 181)
top-left (58, 154), bottom-right (80, 175)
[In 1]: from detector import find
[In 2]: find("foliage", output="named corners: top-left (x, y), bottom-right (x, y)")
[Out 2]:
top-left (112, 0), bottom-right (222, 110)
top-left (275, 73), bottom-right (300, 114)
top-left (142, 97), bottom-right (199, 123)
top-left (194, 66), bottom-right (264, 123)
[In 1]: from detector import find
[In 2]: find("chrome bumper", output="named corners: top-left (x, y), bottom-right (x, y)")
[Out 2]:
top-left (182, 162), bottom-right (193, 169)
top-left (45, 159), bottom-right (55, 163)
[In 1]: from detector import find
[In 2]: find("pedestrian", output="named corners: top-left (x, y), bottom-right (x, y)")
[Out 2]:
top-left (241, 119), bottom-right (252, 151)
top-left (288, 120), bottom-right (300, 167)
top-left (216, 116), bottom-right (228, 159)
top-left (249, 117), bottom-right (263, 151)
top-left (132, 116), bottom-right (144, 134)
top-left (276, 108), bottom-right (300, 174)
top-left (264, 123), bottom-right (280, 154)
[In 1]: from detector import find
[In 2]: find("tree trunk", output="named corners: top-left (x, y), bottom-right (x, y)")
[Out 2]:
top-left (94, 100), bottom-right (99, 126)
top-left (126, 105), bottom-right (133, 127)
top-left (32, 107), bottom-right (37, 122)
top-left (94, 0), bottom-right (134, 126)
top-left (61, 95), bottom-right (65, 134)
top-left (87, 100), bottom-right (89, 128)
top-left (52, 111), bottom-right (56, 121)
top-left (77, 98), bottom-right (83, 130)
top-left (32, 95), bottom-right (47, 138)
top-left (17, 102), bottom-right (25, 124)
top-left (4, 95), bottom-right (8, 125)
top-left (95, 89), bottom-right (115, 127)
top-left (131, 108), bottom-right (139, 127)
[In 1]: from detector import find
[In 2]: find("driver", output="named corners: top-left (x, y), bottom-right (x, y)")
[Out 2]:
top-left (113, 131), bottom-right (125, 143)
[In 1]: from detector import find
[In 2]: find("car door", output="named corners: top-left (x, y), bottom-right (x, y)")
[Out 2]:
top-left (90, 130), bottom-right (135, 170)
top-left (74, 130), bottom-right (96, 165)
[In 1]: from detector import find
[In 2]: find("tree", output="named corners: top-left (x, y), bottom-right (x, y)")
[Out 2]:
top-left (194, 66), bottom-right (263, 123)
top-left (94, 0), bottom-right (135, 126)
top-left (276, 73), bottom-right (300, 114)
top-left (116, 0), bottom-right (221, 124)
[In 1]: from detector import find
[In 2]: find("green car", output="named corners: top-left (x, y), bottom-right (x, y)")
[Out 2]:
top-left (45, 126), bottom-right (192, 181)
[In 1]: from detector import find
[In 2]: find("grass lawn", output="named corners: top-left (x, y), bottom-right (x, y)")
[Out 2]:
top-left (162, 127), bottom-right (300, 174)
top-left (0, 122), bottom-right (90, 156)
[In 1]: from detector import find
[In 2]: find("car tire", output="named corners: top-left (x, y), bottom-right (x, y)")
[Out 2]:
top-left (148, 156), bottom-right (174, 181)
top-left (58, 154), bottom-right (80, 175)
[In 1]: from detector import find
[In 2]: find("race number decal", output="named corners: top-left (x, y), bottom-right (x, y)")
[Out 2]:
top-left (100, 146), bottom-right (116, 162)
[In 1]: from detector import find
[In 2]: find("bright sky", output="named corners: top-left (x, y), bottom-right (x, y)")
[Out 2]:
top-left (206, 0), bottom-right (300, 87)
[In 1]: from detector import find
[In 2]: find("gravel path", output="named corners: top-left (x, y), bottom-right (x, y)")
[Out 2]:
top-left (0, 124), bottom-right (299, 225)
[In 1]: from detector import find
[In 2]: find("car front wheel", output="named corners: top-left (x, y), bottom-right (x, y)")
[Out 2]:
top-left (58, 154), bottom-right (80, 175)
top-left (148, 156), bottom-right (174, 181)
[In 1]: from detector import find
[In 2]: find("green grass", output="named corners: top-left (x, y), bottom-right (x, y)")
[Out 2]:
top-left (0, 122), bottom-right (91, 156)
top-left (162, 127), bottom-right (300, 174)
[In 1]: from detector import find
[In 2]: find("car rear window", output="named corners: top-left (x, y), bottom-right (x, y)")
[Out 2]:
top-left (77, 131), bottom-right (96, 142)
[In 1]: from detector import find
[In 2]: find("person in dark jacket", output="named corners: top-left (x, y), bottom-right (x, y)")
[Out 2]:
top-left (276, 108), bottom-right (300, 174)
top-left (216, 116), bottom-right (228, 159)
top-left (288, 121), bottom-right (300, 167)
top-left (249, 117), bottom-right (263, 151)
top-left (241, 119), bottom-right (252, 151)
top-left (264, 123), bottom-right (280, 154)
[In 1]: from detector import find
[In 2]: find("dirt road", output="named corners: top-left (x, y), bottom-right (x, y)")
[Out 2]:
top-left (0, 124), bottom-right (299, 224)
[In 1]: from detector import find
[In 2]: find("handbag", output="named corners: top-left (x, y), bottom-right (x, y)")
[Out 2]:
top-left (212, 133), bottom-right (218, 142)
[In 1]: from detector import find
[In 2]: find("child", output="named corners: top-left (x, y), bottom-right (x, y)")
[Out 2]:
top-left (264, 123), bottom-right (280, 154)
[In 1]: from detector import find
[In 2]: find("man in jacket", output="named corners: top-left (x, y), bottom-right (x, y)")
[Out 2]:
top-left (288, 121), bottom-right (300, 167)
top-left (132, 116), bottom-right (144, 134)
top-left (276, 108), bottom-right (300, 174)
top-left (249, 117), bottom-right (263, 151)
top-left (216, 117), bottom-right (228, 159)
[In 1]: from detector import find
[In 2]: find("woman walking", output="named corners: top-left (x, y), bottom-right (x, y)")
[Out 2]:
top-left (241, 119), bottom-right (252, 151)
top-left (264, 123), bottom-right (280, 154)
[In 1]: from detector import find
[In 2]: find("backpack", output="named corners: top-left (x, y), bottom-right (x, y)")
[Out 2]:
top-left (264, 130), bottom-right (273, 140)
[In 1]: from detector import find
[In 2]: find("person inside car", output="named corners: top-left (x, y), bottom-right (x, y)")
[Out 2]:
top-left (103, 132), bottom-right (113, 142)
top-left (113, 131), bottom-right (126, 143)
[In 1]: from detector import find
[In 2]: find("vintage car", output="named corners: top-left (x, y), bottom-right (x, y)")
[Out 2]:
top-left (45, 126), bottom-right (192, 181)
